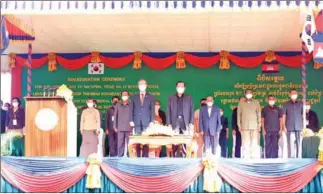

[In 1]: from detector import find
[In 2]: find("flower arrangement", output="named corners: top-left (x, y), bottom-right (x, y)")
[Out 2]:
top-left (301, 128), bottom-right (315, 137)
top-left (56, 84), bottom-right (73, 102)
top-left (142, 123), bottom-right (175, 137)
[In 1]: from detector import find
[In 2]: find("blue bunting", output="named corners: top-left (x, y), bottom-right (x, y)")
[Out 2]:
top-left (103, 157), bottom-right (201, 176)
top-left (1, 157), bottom-right (86, 175)
top-left (219, 158), bottom-right (317, 176)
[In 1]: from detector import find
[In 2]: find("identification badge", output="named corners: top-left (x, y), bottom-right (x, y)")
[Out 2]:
top-left (13, 119), bottom-right (17, 126)
top-left (111, 116), bottom-right (114, 121)
top-left (306, 120), bottom-right (309, 125)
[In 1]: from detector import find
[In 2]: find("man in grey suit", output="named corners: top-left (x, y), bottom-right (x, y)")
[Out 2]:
top-left (114, 91), bottom-right (131, 157)
top-left (199, 96), bottom-right (222, 156)
top-left (166, 81), bottom-right (194, 157)
top-left (282, 89), bottom-right (303, 158)
top-left (130, 79), bottom-right (155, 157)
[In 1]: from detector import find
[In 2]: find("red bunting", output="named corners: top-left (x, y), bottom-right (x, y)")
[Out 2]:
top-left (1, 162), bottom-right (87, 193)
top-left (276, 53), bottom-right (313, 68)
top-left (101, 163), bottom-right (203, 193)
top-left (100, 54), bottom-right (134, 69)
top-left (229, 53), bottom-right (266, 68)
top-left (57, 55), bottom-right (91, 71)
top-left (185, 53), bottom-right (221, 68)
top-left (141, 54), bottom-right (176, 70)
top-left (16, 55), bottom-right (47, 68)
top-left (217, 161), bottom-right (322, 193)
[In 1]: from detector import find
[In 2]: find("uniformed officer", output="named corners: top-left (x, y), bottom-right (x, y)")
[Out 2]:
top-left (261, 95), bottom-right (282, 158)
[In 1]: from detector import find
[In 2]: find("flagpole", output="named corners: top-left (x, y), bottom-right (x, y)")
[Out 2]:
top-left (301, 41), bottom-right (307, 129)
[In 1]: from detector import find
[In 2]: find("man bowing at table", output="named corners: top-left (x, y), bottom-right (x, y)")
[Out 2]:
top-left (130, 79), bottom-right (155, 157)
top-left (167, 81), bottom-right (194, 157)
top-left (199, 96), bottom-right (222, 156)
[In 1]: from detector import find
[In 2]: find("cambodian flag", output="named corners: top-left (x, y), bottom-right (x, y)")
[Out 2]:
top-left (313, 10), bottom-right (323, 63)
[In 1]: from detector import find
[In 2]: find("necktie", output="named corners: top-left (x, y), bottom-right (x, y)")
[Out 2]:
top-left (141, 94), bottom-right (144, 104)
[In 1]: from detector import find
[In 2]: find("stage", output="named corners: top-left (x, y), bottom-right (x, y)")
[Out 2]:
top-left (1, 156), bottom-right (322, 193)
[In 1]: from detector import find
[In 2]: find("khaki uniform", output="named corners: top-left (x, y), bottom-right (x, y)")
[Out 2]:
top-left (237, 99), bottom-right (261, 158)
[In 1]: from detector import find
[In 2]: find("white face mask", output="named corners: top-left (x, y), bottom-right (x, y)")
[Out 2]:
top-left (268, 101), bottom-right (275, 106)
top-left (155, 105), bottom-right (160, 110)
top-left (3, 107), bottom-right (8, 111)
top-left (306, 105), bottom-right (311, 110)
top-left (87, 103), bottom-right (94, 108)
top-left (207, 102), bottom-right (213, 107)
top-left (245, 94), bottom-right (253, 99)
top-left (176, 87), bottom-right (185, 94)
top-left (220, 111), bottom-right (223, 116)
top-left (12, 102), bottom-right (19, 107)
top-left (291, 94), bottom-right (298, 100)
top-left (138, 85), bottom-right (147, 92)
top-left (122, 96), bottom-right (129, 101)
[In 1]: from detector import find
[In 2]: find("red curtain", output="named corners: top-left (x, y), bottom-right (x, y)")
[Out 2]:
top-left (16, 55), bottom-right (47, 68)
top-left (276, 53), bottom-right (313, 68)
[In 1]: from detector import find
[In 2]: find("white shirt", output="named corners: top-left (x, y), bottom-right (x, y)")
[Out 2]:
top-left (208, 107), bottom-right (212, 117)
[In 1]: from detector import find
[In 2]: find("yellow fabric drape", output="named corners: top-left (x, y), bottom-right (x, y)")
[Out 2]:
top-left (133, 51), bottom-right (142, 69)
top-left (265, 50), bottom-right (276, 62)
top-left (202, 157), bottom-right (220, 192)
top-left (176, 51), bottom-right (186, 69)
top-left (85, 153), bottom-right (102, 189)
top-left (317, 129), bottom-right (323, 162)
top-left (8, 53), bottom-right (16, 69)
top-left (314, 62), bottom-right (323, 69)
top-left (91, 52), bottom-right (101, 63)
top-left (48, 52), bottom-right (57, 72)
top-left (219, 50), bottom-right (230, 70)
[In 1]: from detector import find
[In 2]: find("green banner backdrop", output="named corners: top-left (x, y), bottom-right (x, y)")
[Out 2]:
top-left (22, 62), bottom-right (323, 156)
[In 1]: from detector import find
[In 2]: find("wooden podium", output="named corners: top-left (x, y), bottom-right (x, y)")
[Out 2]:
top-left (24, 97), bottom-right (77, 157)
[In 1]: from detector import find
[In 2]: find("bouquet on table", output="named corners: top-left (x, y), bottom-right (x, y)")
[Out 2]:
top-left (56, 84), bottom-right (73, 102)
top-left (142, 123), bottom-right (175, 137)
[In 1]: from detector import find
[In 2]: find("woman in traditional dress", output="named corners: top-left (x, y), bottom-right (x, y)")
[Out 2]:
top-left (79, 97), bottom-right (101, 157)
top-left (5, 97), bottom-right (25, 156)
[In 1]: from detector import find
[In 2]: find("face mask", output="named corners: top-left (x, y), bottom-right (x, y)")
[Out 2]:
top-left (268, 101), bottom-right (275, 106)
top-left (138, 85), bottom-right (147, 92)
top-left (306, 105), bottom-right (311, 110)
top-left (220, 111), bottom-right (223, 116)
top-left (113, 101), bottom-right (118, 105)
top-left (291, 94), bottom-right (298, 100)
top-left (12, 102), bottom-right (18, 107)
top-left (176, 87), bottom-right (185, 94)
top-left (245, 94), bottom-right (253, 99)
top-left (155, 105), bottom-right (160, 110)
top-left (87, 103), bottom-right (94, 108)
top-left (122, 96), bottom-right (128, 101)
top-left (201, 103), bottom-right (206, 107)
top-left (207, 102), bottom-right (213, 107)
top-left (3, 107), bottom-right (8, 111)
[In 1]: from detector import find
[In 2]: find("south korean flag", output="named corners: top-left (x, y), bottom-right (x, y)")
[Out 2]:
top-left (88, 63), bottom-right (104, 74)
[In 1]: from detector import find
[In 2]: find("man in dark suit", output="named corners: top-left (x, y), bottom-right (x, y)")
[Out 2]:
top-left (305, 101), bottom-right (320, 133)
top-left (231, 96), bottom-right (245, 158)
top-left (1, 100), bottom-right (7, 134)
top-left (199, 96), bottom-right (222, 156)
top-left (167, 81), bottom-right (194, 157)
top-left (106, 96), bottom-right (120, 156)
top-left (130, 79), bottom-right (155, 157)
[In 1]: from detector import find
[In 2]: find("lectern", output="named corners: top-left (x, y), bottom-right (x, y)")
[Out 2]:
top-left (24, 97), bottom-right (77, 157)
